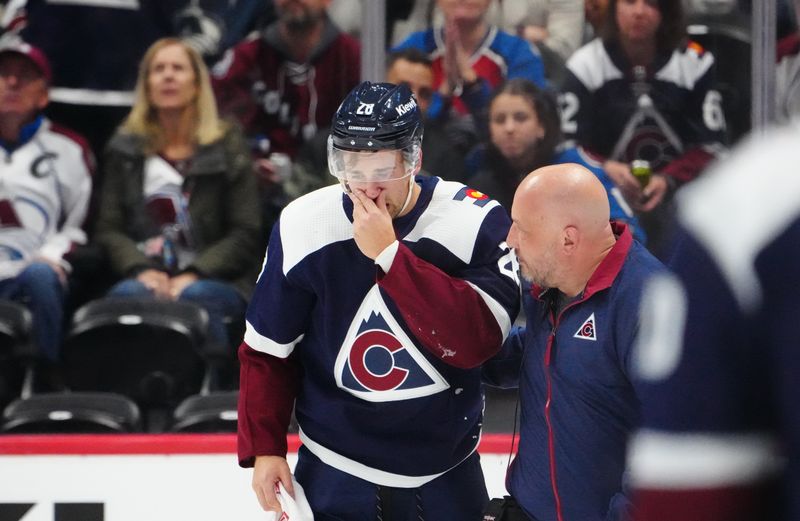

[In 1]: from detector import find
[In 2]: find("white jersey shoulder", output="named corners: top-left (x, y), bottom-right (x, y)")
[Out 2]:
top-left (38, 120), bottom-right (92, 178)
top-left (566, 38), bottom-right (622, 92)
top-left (654, 44), bottom-right (715, 90)
top-left (279, 184), bottom-right (354, 274)
top-left (403, 180), bottom-right (500, 265)
top-left (678, 125), bottom-right (800, 310)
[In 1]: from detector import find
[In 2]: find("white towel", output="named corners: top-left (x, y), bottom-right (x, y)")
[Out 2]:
top-left (264, 476), bottom-right (314, 521)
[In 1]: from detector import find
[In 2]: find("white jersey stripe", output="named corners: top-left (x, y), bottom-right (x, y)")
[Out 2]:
top-left (300, 428), bottom-right (479, 488)
top-left (678, 126), bottom-right (800, 311)
top-left (244, 321), bottom-right (303, 358)
top-left (628, 429), bottom-right (784, 488)
top-left (566, 39), bottom-right (623, 92)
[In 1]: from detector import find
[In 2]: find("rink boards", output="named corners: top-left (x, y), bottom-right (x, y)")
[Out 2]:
top-left (0, 433), bottom-right (514, 521)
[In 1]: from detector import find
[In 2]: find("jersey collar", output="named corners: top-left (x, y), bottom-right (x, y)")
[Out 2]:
top-left (0, 115), bottom-right (44, 153)
top-left (604, 39), bottom-right (674, 80)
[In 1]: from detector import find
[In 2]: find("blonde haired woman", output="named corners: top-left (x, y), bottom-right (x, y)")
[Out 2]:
top-left (96, 37), bottom-right (261, 354)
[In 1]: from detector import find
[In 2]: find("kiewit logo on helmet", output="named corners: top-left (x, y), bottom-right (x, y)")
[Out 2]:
top-left (395, 98), bottom-right (417, 116)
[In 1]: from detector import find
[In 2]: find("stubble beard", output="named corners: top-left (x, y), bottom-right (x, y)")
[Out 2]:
top-left (281, 7), bottom-right (323, 32)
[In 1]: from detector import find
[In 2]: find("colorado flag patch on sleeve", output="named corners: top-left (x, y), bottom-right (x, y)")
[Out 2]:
top-left (453, 187), bottom-right (492, 207)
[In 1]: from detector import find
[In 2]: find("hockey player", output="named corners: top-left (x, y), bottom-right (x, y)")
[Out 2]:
top-left (629, 125), bottom-right (800, 520)
top-left (484, 164), bottom-right (664, 521)
top-left (238, 81), bottom-right (520, 519)
top-left (0, 36), bottom-right (92, 366)
top-left (393, 0), bottom-right (547, 118)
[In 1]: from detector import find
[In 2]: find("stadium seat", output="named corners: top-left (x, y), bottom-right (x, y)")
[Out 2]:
top-left (1, 391), bottom-right (141, 433)
top-left (62, 297), bottom-right (209, 408)
top-left (169, 389), bottom-right (300, 434)
top-left (170, 390), bottom-right (238, 433)
top-left (0, 300), bottom-right (34, 409)
top-left (0, 299), bottom-right (143, 434)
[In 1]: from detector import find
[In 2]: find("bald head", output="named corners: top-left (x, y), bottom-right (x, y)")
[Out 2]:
top-left (515, 163), bottom-right (610, 235)
top-left (508, 163), bottom-right (615, 295)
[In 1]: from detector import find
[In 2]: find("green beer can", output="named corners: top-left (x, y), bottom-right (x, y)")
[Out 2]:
top-left (631, 160), bottom-right (651, 188)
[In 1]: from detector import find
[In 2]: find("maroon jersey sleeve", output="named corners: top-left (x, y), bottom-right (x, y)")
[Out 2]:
top-left (377, 243), bottom-right (506, 369)
top-left (237, 342), bottom-right (300, 467)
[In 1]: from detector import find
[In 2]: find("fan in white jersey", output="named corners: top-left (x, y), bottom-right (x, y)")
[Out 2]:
top-left (0, 34), bottom-right (92, 371)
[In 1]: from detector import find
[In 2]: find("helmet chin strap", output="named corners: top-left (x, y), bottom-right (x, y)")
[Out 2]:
top-left (396, 174), bottom-right (416, 216)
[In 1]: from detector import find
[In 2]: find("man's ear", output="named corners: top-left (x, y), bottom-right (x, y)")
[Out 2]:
top-left (36, 88), bottom-right (49, 112)
top-left (562, 225), bottom-right (579, 254)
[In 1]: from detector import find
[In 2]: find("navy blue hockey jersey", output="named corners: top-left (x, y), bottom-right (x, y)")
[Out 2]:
top-left (560, 38), bottom-right (725, 184)
top-left (629, 125), bottom-right (800, 520)
top-left (239, 176), bottom-right (520, 487)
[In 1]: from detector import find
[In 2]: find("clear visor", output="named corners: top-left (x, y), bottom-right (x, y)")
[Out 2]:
top-left (327, 136), bottom-right (419, 184)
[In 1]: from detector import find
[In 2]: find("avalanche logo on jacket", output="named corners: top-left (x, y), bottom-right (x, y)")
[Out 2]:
top-left (574, 312), bottom-right (597, 341)
top-left (334, 285), bottom-right (449, 402)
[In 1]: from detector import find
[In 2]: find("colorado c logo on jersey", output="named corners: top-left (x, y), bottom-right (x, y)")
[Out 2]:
top-left (334, 286), bottom-right (449, 402)
top-left (31, 152), bottom-right (57, 178)
top-left (574, 313), bottom-right (597, 341)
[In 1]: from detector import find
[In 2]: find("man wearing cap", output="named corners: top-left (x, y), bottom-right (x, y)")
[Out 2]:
top-left (238, 81), bottom-right (519, 519)
top-left (0, 36), bottom-right (92, 373)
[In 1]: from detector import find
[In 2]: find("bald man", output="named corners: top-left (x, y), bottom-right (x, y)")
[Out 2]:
top-left (483, 164), bottom-right (665, 521)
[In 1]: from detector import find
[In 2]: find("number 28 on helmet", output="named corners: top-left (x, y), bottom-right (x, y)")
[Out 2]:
top-left (327, 81), bottom-right (424, 193)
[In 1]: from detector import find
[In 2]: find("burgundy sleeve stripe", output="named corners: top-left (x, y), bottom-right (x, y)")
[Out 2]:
top-left (634, 485), bottom-right (777, 521)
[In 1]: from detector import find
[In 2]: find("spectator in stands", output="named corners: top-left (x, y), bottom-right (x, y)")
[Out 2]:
top-left (174, 0), bottom-right (276, 64)
top-left (584, 0), bottom-right (610, 41)
top-left (492, 0), bottom-right (584, 65)
top-left (466, 79), bottom-right (645, 240)
top-left (629, 125), bottom-right (799, 521)
top-left (0, 0), bottom-right (278, 166)
top-left (560, 0), bottom-right (726, 252)
top-left (392, 0), bottom-right (583, 64)
top-left (211, 0), bottom-right (360, 232)
top-left (0, 0), bottom-right (182, 170)
top-left (327, 0), bottom-right (417, 46)
top-left (386, 48), bottom-right (476, 182)
top-left (483, 164), bottom-right (664, 521)
top-left (283, 47), bottom-right (477, 200)
top-left (0, 36), bottom-right (92, 369)
top-left (95, 38), bottom-right (261, 355)
top-left (394, 0), bottom-right (547, 122)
